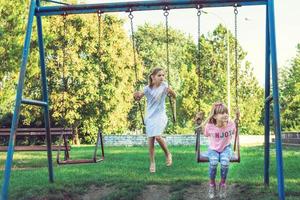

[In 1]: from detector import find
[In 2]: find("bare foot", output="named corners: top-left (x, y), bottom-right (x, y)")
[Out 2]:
top-left (150, 162), bottom-right (156, 173)
top-left (166, 153), bottom-right (172, 167)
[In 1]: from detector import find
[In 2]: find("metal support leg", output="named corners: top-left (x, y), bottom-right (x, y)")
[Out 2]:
top-left (1, 1), bottom-right (36, 199)
top-left (268, 1), bottom-right (285, 199)
top-left (36, 0), bottom-right (54, 183)
top-left (264, 4), bottom-right (270, 186)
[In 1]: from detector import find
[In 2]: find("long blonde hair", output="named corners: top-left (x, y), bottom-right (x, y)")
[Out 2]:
top-left (202, 102), bottom-right (229, 126)
top-left (148, 67), bottom-right (164, 87)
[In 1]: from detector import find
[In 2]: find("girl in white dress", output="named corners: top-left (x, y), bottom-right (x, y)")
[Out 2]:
top-left (134, 67), bottom-right (176, 173)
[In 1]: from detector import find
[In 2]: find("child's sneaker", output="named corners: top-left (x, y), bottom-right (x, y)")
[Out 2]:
top-left (219, 183), bottom-right (227, 199)
top-left (208, 184), bottom-right (216, 199)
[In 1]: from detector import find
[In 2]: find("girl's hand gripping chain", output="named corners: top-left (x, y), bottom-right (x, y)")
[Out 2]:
top-left (134, 91), bottom-right (143, 101)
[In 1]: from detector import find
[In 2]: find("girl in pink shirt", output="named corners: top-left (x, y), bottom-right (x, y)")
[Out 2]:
top-left (201, 102), bottom-right (238, 199)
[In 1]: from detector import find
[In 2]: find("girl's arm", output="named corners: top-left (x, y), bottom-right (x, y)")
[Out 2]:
top-left (167, 87), bottom-right (176, 98)
top-left (203, 124), bottom-right (210, 137)
top-left (134, 91), bottom-right (144, 101)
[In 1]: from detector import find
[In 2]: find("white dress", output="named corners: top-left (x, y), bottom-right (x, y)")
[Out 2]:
top-left (144, 82), bottom-right (168, 137)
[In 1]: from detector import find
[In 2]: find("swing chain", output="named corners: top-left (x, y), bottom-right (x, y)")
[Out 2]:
top-left (128, 9), bottom-right (146, 129)
top-left (234, 4), bottom-right (239, 15)
top-left (62, 12), bottom-right (68, 127)
top-left (97, 10), bottom-right (103, 126)
top-left (97, 10), bottom-right (102, 17)
top-left (62, 12), bottom-right (67, 74)
top-left (164, 6), bottom-right (169, 17)
top-left (128, 9), bottom-right (138, 82)
top-left (197, 5), bottom-right (202, 16)
top-left (234, 5), bottom-right (238, 108)
top-left (163, 6), bottom-right (176, 124)
top-left (128, 9), bottom-right (134, 20)
top-left (164, 7), bottom-right (170, 84)
top-left (97, 10), bottom-right (102, 56)
top-left (62, 12), bottom-right (67, 91)
top-left (196, 5), bottom-right (201, 110)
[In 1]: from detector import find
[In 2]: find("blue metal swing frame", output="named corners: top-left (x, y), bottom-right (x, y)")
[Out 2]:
top-left (1, 0), bottom-right (285, 199)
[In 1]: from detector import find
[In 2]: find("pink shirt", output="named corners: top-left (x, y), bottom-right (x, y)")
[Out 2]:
top-left (204, 121), bottom-right (236, 152)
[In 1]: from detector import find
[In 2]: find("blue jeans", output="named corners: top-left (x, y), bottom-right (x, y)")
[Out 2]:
top-left (208, 145), bottom-right (232, 180)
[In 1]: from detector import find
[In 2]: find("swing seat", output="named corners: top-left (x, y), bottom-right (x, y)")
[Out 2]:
top-left (196, 151), bottom-right (240, 163)
top-left (57, 129), bottom-right (105, 165)
top-left (197, 152), bottom-right (209, 162)
top-left (230, 153), bottom-right (240, 163)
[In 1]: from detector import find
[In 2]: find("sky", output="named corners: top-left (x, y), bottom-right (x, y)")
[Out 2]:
top-left (83, 0), bottom-right (300, 86)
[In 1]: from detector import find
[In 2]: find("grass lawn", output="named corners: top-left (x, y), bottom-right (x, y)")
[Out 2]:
top-left (0, 145), bottom-right (299, 199)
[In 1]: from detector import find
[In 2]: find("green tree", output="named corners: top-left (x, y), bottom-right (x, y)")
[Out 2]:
top-left (0, 0), bottom-right (143, 141)
top-left (0, 0), bottom-right (25, 117)
top-left (0, 0), bottom-right (42, 126)
top-left (0, 0), bottom-right (27, 78)
top-left (43, 14), bottom-right (142, 142)
top-left (280, 43), bottom-right (300, 131)
top-left (237, 61), bottom-right (264, 134)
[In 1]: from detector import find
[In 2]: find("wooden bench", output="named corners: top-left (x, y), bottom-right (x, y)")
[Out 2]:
top-left (0, 128), bottom-right (72, 154)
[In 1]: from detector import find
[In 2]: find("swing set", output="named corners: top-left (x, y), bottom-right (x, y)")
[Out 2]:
top-left (1, 1), bottom-right (286, 200)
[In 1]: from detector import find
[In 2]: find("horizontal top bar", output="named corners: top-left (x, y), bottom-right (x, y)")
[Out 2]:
top-left (0, 128), bottom-right (72, 132)
top-left (36, 0), bottom-right (267, 17)
top-left (0, 132), bottom-right (72, 136)
top-left (21, 98), bottom-right (48, 106)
